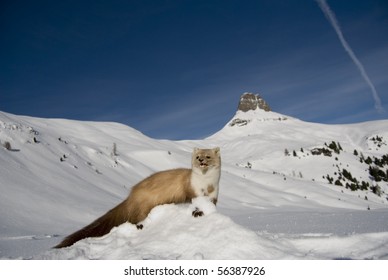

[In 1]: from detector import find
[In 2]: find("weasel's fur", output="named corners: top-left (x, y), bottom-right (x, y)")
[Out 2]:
top-left (54, 147), bottom-right (221, 248)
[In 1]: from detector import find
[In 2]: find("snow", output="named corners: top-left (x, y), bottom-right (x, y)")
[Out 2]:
top-left (39, 197), bottom-right (269, 260)
top-left (1, 109), bottom-right (388, 260)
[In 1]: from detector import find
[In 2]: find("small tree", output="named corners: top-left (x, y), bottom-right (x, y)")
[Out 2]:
top-left (326, 174), bottom-right (334, 184)
top-left (334, 179), bottom-right (343, 186)
top-left (328, 141), bottom-right (340, 154)
top-left (369, 166), bottom-right (381, 181)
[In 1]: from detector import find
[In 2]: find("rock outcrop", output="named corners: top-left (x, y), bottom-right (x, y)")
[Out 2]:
top-left (237, 93), bottom-right (271, 112)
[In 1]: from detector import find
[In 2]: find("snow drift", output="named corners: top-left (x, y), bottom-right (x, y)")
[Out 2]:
top-left (40, 197), bottom-right (270, 260)
top-left (38, 198), bottom-right (388, 260)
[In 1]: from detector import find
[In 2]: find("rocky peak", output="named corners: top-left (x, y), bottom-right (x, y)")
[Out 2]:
top-left (237, 93), bottom-right (271, 112)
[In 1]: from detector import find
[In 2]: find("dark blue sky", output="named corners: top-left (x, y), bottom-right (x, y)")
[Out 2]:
top-left (1, 0), bottom-right (387, 139)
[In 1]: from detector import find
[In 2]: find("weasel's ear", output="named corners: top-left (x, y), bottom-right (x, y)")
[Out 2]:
top-left (193, 147), bottom-right (199, 153)
top-left (213, 147), bottom-right (220, 154)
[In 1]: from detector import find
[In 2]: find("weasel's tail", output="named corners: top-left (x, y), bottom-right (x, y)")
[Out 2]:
top-left (54, 202), bottom-right (129, 249)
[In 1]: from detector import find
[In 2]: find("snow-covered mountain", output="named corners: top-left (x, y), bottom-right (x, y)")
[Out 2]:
top-left (1, 93), bottom-right (388, 259)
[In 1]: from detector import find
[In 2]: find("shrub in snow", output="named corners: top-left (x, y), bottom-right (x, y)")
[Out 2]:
top-left (311, 147), bottom-right (332, 157)
top-left (325, 174), bottom-right (334, 184)
top-left (365, 156), bottom-right (373, 165)
top-left (334, 179), bottom-right (343, 186)
top-left (370, 185), bottom-right (382, 197)
top-left (327, 141), bottom-right (341, 154)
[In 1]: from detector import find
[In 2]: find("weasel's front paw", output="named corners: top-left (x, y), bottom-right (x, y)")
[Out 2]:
top-left (136, 224), bottom-right (143, 230)
top-left (192, 208), bottom-right (204, 217)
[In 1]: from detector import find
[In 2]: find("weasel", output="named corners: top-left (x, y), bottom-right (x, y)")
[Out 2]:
top-left (54, 147), bottom-right (221, 248)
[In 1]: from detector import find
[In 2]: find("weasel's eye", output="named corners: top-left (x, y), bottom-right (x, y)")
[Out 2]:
top-left (206, 156), bottom-right (211, 159)
top-left (196, 156), bottom-right (200, 159)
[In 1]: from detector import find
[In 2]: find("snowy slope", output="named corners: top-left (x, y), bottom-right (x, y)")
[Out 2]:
top-left (0, 109), bottom-right (388, 259)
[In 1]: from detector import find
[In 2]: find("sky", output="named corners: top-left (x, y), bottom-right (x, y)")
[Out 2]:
top-left (1, 0), bottom-right (387, 140)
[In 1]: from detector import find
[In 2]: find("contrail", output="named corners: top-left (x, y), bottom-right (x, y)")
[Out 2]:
top-left (316, 0), bottom-right (384, 113)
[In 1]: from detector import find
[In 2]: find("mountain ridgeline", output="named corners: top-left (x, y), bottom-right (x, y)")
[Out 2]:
top-left (1, 92), bottom-right (388, 231)
top-left (1, 93), bottom-right (388, 259)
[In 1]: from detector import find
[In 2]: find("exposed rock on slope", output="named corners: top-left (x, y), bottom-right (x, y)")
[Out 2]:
top-left (237, 92), bottom-right (271, 112)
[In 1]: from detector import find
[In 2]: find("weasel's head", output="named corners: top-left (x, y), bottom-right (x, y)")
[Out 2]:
top-left (192, 147), bottom-right (221, 174)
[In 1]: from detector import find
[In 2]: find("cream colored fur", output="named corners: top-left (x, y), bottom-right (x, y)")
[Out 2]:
top-left (54, 147), bottom-right (221, 248)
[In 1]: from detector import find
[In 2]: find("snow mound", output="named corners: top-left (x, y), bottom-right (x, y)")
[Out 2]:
top-left (38, 198), bottom-right (271, 260)
top-left (37, 198), bottom-right (388, 260)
